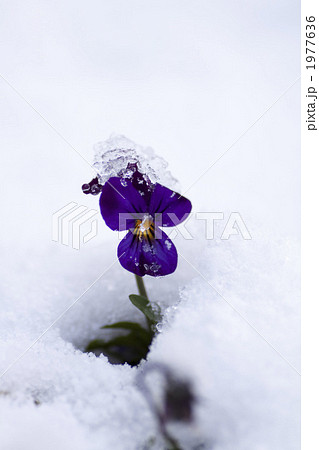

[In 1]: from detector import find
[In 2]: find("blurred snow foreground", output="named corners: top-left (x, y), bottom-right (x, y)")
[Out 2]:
top-left (0, 137), bottom-right (299, 450)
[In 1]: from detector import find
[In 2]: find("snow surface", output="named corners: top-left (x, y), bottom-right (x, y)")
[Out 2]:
top-left (0, 135), bottom-right (300, 448)
top-left (0, 223), bottom-right (300, 450)
top-left (0, 0), bottom-right (300, 449)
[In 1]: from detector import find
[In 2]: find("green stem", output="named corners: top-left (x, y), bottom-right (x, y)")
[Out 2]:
top-left (134, 275), bottom-right (153, 332)
top-left (135, 275), bottom-right (148, 299)
top-left (162, 429), bottom-right (182, 450)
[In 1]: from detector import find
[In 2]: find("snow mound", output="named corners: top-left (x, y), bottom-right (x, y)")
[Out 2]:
top-left (0, 230), bottom-right (300, 450)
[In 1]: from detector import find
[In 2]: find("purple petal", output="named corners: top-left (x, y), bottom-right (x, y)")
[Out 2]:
top-left (99, 177), bottom-right (147, 231)
top-left (148, 184), bottom-right (192, 227)
top-left (131, 170), bottom-right (153, 205)
top-left (117, 228), bottom-right (178, 277)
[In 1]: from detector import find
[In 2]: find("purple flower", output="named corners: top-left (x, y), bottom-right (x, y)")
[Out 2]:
top-left (100, 172), bottom-right (192, 277)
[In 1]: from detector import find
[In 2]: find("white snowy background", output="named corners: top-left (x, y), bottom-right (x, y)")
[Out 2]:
top-left (0, 1), bottom-right (300, 449)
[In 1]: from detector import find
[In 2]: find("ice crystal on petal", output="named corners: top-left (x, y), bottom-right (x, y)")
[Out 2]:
top-left (142, 243), bottom-right (152, 253)
top-left (150, 262), bottom-right (161, 273)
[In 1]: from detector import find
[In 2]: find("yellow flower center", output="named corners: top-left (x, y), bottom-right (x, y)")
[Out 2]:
top-left (134, 214), bottom-right (155, 240)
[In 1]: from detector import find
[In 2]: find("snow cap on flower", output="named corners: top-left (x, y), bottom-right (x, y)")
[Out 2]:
top-left (93, 134), bottom-right (180, 191)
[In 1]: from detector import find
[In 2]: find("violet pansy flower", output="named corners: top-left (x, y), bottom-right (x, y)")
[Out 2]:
top-left (100, 171), bottom-right (192, 277)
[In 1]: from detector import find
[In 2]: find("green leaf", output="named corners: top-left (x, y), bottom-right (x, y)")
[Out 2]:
top-left (129, 294), bottom-right (162, 324)
top-left (85, 339), bottom-right (108, 352)
top-left (100, 321), bottom-right (151, 344)
top-left (99, 334), bottom-right (147, 352)
top-left (101, 321), bottom-right (146, 332)
top-left (85, 332), bottom-right (152, 367)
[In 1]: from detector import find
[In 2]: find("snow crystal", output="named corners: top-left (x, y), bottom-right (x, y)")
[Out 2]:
top-left (93, 134), bottom-right (179, 190)
top-left (142, 242), bottom-right (152, 253)
top-left (155, 323), bottom-right (164, 333)
top-left (150, 263), bottom-right (161, 273)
